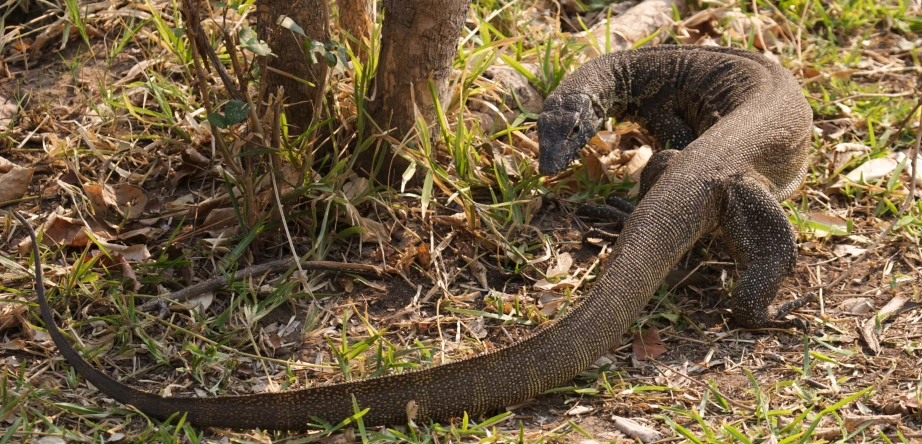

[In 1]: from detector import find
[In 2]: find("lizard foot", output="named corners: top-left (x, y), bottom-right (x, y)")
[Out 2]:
top-left (774, 293), bottom-right (815, 319)
top-left (772, 293), bottom-right (816, 332)
top-left (576, 203), bottom-right (630, 226)
top-left (582, 227), bottom-right (620, 244)
top-left (576, 195), bottom-right (635, 236)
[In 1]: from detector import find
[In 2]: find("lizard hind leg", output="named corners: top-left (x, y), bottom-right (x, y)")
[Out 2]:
top-left (720, 175), bottom-right (807, 330)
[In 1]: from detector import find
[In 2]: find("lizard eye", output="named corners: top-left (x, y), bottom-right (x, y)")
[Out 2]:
top-left (570, 123), bottom-right (581, 136)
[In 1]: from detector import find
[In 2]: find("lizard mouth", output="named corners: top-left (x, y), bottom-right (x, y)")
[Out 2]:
top-left (538, 147), bottom-right (579, 176)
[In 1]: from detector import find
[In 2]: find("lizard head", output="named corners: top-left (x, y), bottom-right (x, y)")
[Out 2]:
top-left (537, 93), bottom-right (601, 175)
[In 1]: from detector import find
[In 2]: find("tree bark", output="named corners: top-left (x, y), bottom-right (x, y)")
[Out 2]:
top-left (337, 0), bottom-right (373, 63)
top-left (257, 0), bottom-right (330, 136)
top-left (357, 0), bottom-right (471, 185)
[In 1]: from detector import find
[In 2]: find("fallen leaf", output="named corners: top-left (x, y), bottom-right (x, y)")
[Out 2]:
top-left (612, 416), bottom-right (663, 443)
top-left (895, 150), bottom-right (922, 186)
top-left (112, 183), bottom-right (150, 219)
top-left (92, 250), bottom-right (141, 292)
top-left (186, 292), bottom-right (215, 316)
top-left (181, 147), bottom-right (211, 166)
top-left (804, 212), bottom-right (848, 238)
top-left (566, 405), bottom-right (592, 416)
top-left (0, 339), bottom-right (26, 350)
top-left (467, 317), bottom-right (487, 339)
top-left (838, 297), bottom-right (874, 314)
top-left (537, 292), bottom-right (565, 316)
top-left (843, 413), bottom-right (901, 431)
top-left (98, 242), bottom-right (152, 262)
top-left (831, 156), bottom-right (898, 189)
top-left (342, 177), bottom-right (369, 200)
top-left (84, 182), bottom-right (150, 220)
top-left (623, 145), bottom-right (653, 181)
top-left (832, 244), bottom-right (865, 257)
top-left (803, 66), bottom-right (821, 78)
top-left (546, 253), bottom-right (573, 279)
top-left (0, 97), bottom-right (17, 127)
top-left (21, 215), bottom-right (110, 251)
top-left (861, 296), bottom-right (908, 355)
top-left (202, 207), bottom-right (238, 229)
top-left (633, 327), bottom-right (667, 361)
top-left (582, 148), bottom-right (609, 184)
top-left (0, 157), bottom-right (33, 202)
top-left (832, 143), bottom-right (870, 171)
top-left (356, 215), bottom-right (390, 243)
top-left (533, 275), bottom-right (580, 291)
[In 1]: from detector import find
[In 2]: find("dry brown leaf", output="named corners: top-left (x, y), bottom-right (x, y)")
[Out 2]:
top-left (356, 216), bottom-right (390, 243)
top-left (202, 207), bottom-right (238, 229)
top-left (831, 156), bottom-right (898, 189)
top-left (0, 303), bottom-right (29, 332)
top-left (21, 215), bottom-right (110, 251)
top-left (624, 146), bottom-right (653, 181)
top-left (832, 143), bottom-right (871, 171)
top-left (186, 292), bottom-right (215, 316)
top-left (861, 296), bottom-right (908, 355)
top-left (612, 415), bottom-right (663, 443)
top-left (342, 177), bottom-right (369, 200)
top-left (633, 327), bottom-right (667, 361)
top-left (804, 212), bottom-right (848, 238)
top-left (0, 157), bottom-right (33, 202)
top-left (565, 405), bottom-right (592, 416)
top-left (838, 297), bottom-right (874, 314)
top-left (877, 394), bottom-right (920, 416)
top-left (467, 317), bottom-right (487, 339)
top-left (84, 182), bottom-right (150, 220)
top-left (182, 147), bottom-right (210, 166)
top-left (416, 242), bottom-right (431, 269)
top-left (92, 250), bottom-right (140, 292)
top-left (0, 96), bottom-right (17, 127)
top-left (546, 253), bottom-right (572, 279)
top-left (581, 148), bottom-right (610, 184)
top-left (534, 253), bottom-right (580, 290)
top-left (537, 292), bottom-right (565, 316)
top-left (0, 339), bottom-right (27, 351)
top-left (843, 413), bottom-right (901, 431)
top-left (832, 244), bottom-right (866, 257)
top-left (803, 66), bottom-right (821, 78)
top-left (98, 242), bottom-right (151, 262)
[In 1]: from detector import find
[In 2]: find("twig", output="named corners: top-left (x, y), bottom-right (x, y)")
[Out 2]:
top-left (137, 258), bottom-right (387, 311)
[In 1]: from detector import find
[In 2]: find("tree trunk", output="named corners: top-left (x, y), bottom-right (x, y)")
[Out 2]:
top-left (337, 0), bottom-right (373, 63)
top-left (257, 0), bottom-right (330, 136)
top-left (357, 0), bottom-right (471, 185)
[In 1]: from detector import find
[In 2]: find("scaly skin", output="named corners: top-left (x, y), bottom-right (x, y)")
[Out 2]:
top-left (19, 45), bottom-right (811, 430)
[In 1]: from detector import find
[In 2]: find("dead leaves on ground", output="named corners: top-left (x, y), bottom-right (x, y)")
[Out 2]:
top-left (0, 155), bottom-right (33, 202)
top-left (632, 326), bottom-right (668, 361)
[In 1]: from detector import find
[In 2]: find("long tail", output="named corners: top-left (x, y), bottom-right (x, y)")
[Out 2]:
top-left (15, 185), bottom-right (704, 430)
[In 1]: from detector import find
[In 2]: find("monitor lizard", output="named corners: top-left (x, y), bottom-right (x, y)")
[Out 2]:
top-left (17, 45), bottom-right (813, 430)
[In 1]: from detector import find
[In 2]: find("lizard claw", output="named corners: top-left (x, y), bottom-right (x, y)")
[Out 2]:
top-left (772, 293), bottom-right (815, 332)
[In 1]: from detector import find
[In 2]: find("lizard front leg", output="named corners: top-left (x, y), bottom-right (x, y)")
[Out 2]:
top-left (578, 149), bottom-right (680, 240)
